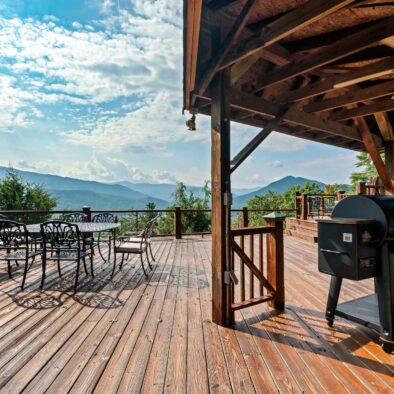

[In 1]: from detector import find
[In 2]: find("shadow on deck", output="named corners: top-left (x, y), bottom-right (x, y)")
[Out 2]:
top-left (0, 236), bottom-right (392, 393)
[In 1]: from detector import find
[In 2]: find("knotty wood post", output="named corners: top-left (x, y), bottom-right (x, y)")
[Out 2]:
top-left (241, 207), bottom-right (248, 227)
top-left (337, 191), bottom-right (345, 201)
top-left (211, 69), bottom-right (233, 326)
top-left (264, 213), bottom-right (285, 310)
top-left (385, 142), bottom-right (394, 195)
top-left (301, 193), bottom-right (308, 220)
top-left (294, 191), bottom-right (300, 219)
top-left (174, 207), bottom-right (182, 239)
top-left (82, 206), bottom-right (91, 221)
top-left (356, 182), bottom-right (367, 195)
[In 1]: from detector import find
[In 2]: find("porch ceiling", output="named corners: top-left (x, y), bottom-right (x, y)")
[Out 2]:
top-left (184, 0), bottom-right (394, 153)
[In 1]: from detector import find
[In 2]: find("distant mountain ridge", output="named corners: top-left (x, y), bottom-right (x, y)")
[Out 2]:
top-left (0, 167), bottom-right (328, 210)
top-left (0, 167), bottom-right (168, 210)
top-left (233, 176), bottom-right (325, 208)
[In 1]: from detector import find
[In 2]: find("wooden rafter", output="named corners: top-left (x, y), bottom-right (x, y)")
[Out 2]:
top-left (356, 117), bottom-right (394, 192)
top-left (196, 0), bottom-right (256, 96)
top-left (304, 80), bottom-right (394, 113)
top-left (330, 99), bottom-right (394, 121)
top-left (219, 0), bottom-right (353, 70)
top-left (283, 57), bottom-right (394, 103)
top-left (253, 16), bottom-right (394, 91)
top-left (375, 112), bottom-right (394, 141)
top-left (229, 89), bottom-right (375, 144)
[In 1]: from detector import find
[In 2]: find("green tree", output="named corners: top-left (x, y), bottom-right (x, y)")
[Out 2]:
top-left (157, 181), bottom-right (211, 235)
top-left (0, 170), bottom-right (57, 223)
top-left (350, 153), bottom-right (378, 189)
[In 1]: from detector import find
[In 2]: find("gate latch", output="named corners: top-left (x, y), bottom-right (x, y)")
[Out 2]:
top-left (224, 270), bottom-right (239, 285)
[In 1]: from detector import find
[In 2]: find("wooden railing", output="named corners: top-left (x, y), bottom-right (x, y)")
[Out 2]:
top-left (294, 191), bottom-right (346, 220)
top-left (0, 206), bottom-right (291, 239)
top-left (229, 214), bottom-right (284, 314)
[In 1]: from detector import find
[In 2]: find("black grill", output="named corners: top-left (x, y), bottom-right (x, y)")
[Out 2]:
top-left (317, 195), bottom-right (394, 354)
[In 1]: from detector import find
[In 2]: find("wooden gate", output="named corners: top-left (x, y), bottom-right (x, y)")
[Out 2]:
top-left (227, 216), bottom-right (284, 322)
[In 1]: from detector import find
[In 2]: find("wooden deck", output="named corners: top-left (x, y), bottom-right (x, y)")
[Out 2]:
top-left (0, 236), bottom-right (393, 393)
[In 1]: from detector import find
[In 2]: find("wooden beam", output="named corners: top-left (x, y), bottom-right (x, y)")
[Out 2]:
top-left (197, 0), bottom-right (256, 96)
top-left (357, 117), bottom-right (394, 192)
top-left (283, 57), bottom-right (394, 103)
top-left (375, 112), bottom-right (394, 141)
top-left (230, 127), bottom-right (272, 173)
top-left (253, 16), bottom-right (394, 91)
top-left (208, 0), bottom-right (242, 12)
top-left (230, 89), bottom-right (369, 143)
top-left (211, 70), bottom-right (233, 326)
top-left (304, 80), bottom-right (394, 113)
top-left (330, 99), bottom-right (394, 121)
top-left (219, 0), bottom-right (353, 69)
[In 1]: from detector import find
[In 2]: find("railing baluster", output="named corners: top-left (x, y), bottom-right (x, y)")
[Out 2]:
top-left (249, 233), bottom-right (254, 299)
top-left (259, 232), bottom-right (263, 296)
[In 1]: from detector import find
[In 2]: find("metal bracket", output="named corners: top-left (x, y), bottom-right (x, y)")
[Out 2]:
top-left (223, 192), bottom-right (233, 206)
top-left (224, 270), bottom-right (239, 285)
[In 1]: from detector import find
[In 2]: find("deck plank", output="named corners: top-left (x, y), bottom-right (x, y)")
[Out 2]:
top-left (0, 235), bottom-right (392, 393)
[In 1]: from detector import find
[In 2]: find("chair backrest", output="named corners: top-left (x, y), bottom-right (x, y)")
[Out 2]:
top-left (40, 221), bottom-right (81, 250)
top-left (92, 213), bottom-right (117, 223)
top-left (146, 216), bottom-right (159, 239)
top-left (0, 220), bottom-right (28, 250)
top-left (62, 212), bottom-right (88, 223)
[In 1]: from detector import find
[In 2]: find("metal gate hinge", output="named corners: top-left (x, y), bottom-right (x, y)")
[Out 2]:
top-left (224, 270), bottom-right (238, 285)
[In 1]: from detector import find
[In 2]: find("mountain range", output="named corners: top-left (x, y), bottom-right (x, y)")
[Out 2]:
top-left (0, 167), bottom-right (326, 210)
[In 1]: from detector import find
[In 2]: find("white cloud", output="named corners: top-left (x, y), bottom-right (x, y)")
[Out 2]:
top-left (7, 155), bottom-right (178, 184)
top-left (272, 160), bottom-right (283, 168)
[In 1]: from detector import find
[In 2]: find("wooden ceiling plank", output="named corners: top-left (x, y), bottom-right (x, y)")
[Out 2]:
top-left (219, 0), bottom-right (353, 70)
top-left (208, 0), bottom-right (242, 12)
top-left (253, 16), bottom-right (394, 91)
top-left (283, 56), bottom-right (394, 103)
top-left (304, 80), bottom-right (394, 113)
top-left (196, 0), bottom-right (256, 96)
top-left (375, 112), bottom-right (394, 141)
top-left (330, 98), bottom-right (394, 121)
top-left (229, 89), bottom-right (368, 143)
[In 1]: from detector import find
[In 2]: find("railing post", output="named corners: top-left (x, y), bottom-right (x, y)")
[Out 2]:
top-left (294, 191), bottom-right (300, 219)
top-left (337, 191), bottom-right (345, 201)
top-left (174, 207), bottom-right (182, 239)
top-left (264, 213), bottom-right (285, 310)
top-left (301, 193), bottom-right (308, 220)
top-left (241, 207), bottom-right (248, 227)
top-left (319, 196), bottom-right (325, 217)
top-left (356, 182), bottom-right (367, 195)
top-left (82, 206), bottom-right (91, 221)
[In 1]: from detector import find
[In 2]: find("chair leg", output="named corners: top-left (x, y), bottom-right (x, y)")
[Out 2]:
top-left (7, 261), bottom-right (12, 279)
top-left (40, 255), bottom-right (47, 289)
top-left (108, 237), bottom-right (112, 263)
top-left (74, 259), bottom-right (80, 290)
top-left (146, 250), bottom-right (152, 270)
top-left (111, 253), bottom-right (117, 277)
top-left (149, 243), bottom-right (155, 261)
top-left (21, 259), bottom-right (29, 290)
top-left (57, 259), bottom-right (62, 277)
top-left (140, 254), bottom-right (147, 276)
top-left (90, 254), bottom-right (94, 277)
top-left (119, 255), bottom-right (125, 271)
top-left (82, 256), bottom-right (88, 275)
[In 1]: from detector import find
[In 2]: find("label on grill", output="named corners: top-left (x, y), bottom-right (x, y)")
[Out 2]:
top-left (343, 233), bottom-right (352, 243)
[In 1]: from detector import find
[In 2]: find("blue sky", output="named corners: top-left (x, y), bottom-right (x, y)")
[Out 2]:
top-left (0, 0), bottom-right (358, 188)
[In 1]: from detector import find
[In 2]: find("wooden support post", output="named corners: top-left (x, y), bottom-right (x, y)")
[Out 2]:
top-left (337, 191), bottom-right (345, 201)
top-left (174, 207), bottom-right (182, 239)
top-left (301, 193), bottom-right (308, 220)
top-left (385, 142), bottom-right (394, 195)
top-left (265, 215), bottom-right (285, 309)
top-left (241, 207), bottom-right (249, 227)
top-left (319, 197), bottom-right (325, 217)
top-left (211, 70), bottom-right (233, 326)
top-left (356, 182), bottom-right (367, 195)
top-left (294, 191), bottom-right (300, 218)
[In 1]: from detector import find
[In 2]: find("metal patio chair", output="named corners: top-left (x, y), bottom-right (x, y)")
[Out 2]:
top-left (112, 224), bottom-right (152, 277)
top-left (0, 220), bottom-right (41, 290)
top-left (121, 215), bottom-right (159, 262)
top-left (40, 221), bottom-right (92, 290)
top-left (92, 213), bottom-right (117, 263)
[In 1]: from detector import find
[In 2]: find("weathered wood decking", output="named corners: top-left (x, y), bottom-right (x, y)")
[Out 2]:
top-left (0, 236), bottom-right (393, 393)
